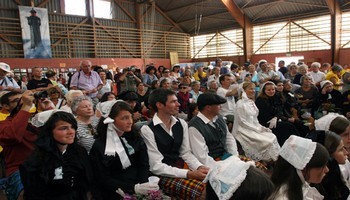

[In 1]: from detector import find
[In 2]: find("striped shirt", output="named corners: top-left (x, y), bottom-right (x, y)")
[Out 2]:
top-left (76, 116), bottom-right (99, 154)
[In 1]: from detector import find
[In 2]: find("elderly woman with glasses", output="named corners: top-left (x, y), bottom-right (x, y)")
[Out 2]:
top-left (71, 95), bottom-right (99, 154)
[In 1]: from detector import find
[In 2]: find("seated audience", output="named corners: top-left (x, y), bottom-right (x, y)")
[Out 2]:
top-left (269, 135), bottom-right (329, 199)
top-left (71, 96), bottom-right (98, 154)
top-left (140, 89), bottom-right (209, 199)
top-left (255, 81), bottom-right (300, 145)
top-left (188, 93), bottom-right (238, 168)
top-left (90, 100), bottom-right (156, 199)
top-left (20, 110), bottom-right (93, 199)
top-left (60, 90), bottom-right (83, 113)
top-left (317, 80), bottom-right (344, 118)
top-left (294, 75), bottom-right (319, 114)
top-left (232, 82), bottom-right (280, 162)
top-left (206, 156), bottom-right (275, 200)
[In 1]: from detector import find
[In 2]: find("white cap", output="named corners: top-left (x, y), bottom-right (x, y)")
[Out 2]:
top-left (204, 156), bottom-right (255, 200)
top-left (0, 62), bottom-right (11, 73)
top-left (258, 59), bottom-right (267, 66)
top-left (320, 80), bottom-right (333, 89)
top-left (280, 135), bottom-right (316, 170)
top-left (95, 99), bottom-right (124, 124)
top-left (31, 109), bottom-right (68, 127)
top-left (315, 113), bottom-right (346, 131)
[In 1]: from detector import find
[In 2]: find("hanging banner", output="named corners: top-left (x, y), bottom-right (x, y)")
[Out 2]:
top-left (19, 6), bottom-right (52, 58)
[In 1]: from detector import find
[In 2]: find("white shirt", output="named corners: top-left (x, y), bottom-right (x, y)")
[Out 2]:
top-left (140, 113), bottom-right (203, 178)
top-left (340, 159), bottom-right (350, 191)
top-left (308, 71), bottom-right (326, 85)
top-left (0, 76), bottom-right (20, 91)
top-left (188, 112), bottom-right (238, 169)
top-left (216, 87), bottom-right (236, 116)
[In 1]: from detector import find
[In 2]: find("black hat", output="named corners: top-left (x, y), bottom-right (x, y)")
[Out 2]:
top-left (30, 8), bottom-right (37, 13)
top-left (197, 93), bottom-right (226, 110)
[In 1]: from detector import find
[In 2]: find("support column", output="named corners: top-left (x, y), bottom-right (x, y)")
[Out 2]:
top-left (327, 0), bottom-right (341, 64)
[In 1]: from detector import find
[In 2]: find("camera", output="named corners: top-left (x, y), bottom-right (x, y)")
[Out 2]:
top-left (34, 90), bottom-right (48, 100)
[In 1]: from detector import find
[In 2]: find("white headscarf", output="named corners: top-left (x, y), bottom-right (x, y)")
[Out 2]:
top-left (98, 100), bottom-right (132, 169)
top-left (204, 156), bottom-right (255, 200)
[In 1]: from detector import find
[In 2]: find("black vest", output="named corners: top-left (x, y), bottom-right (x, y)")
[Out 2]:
top-left (188, 115), bottom-right (227, 159)
top-left (148, 120), bottom-right (183, 166)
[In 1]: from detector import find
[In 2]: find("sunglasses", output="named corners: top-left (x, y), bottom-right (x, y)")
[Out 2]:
top-left (180, 87), bottom-right (187, 89)
top-left (87, 124), bottom-right (96, 136)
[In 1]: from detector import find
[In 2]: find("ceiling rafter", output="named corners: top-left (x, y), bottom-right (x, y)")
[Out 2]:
top-left (177, 12), bottom-right (227, 24)
top-left (220, 0), bottom-right (246, 27)
top-left (284, 0), bottom-right (328, 9)
top-left (251, 1), bottom-right (279, 22)
top-left (154, 3), bottom-right (184, 32)
top-left (165, 0), bottom-right (212, 13)
top-left (326, 0), bottom-right (336, 14)
top-left (242, 0), bottom-right (280, 9)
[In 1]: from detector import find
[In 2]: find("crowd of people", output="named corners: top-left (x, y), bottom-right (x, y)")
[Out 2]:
top-left (0, 59), bottom-right (349, 199)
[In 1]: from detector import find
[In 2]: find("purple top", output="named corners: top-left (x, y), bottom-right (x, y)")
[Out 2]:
top-left (70, 71), bottom-right (102, 98)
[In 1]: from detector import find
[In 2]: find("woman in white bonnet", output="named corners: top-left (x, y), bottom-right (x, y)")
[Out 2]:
top-left (269, 135), bottom-right (329, 200)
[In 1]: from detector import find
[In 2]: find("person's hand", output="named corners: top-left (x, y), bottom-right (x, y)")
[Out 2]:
top-left (288, 117), bottom-right (295, 123)
top-left (267, 117), bottom-right (278, 129)
top-left (134, 182), bottom-right (159, 195)
top-left (133, 112), bottom-right (142, 121)
top-left (187, 169), bottom-right (208, 181)
top-left (6, 86), bottom-right (14, 91)
top-left (21, 90), bottom-right (34, 110)
top-left (197, 166), bottom-right (210, 174)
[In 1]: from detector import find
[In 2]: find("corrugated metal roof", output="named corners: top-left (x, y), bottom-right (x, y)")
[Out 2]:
top-left (155, 0), bottom-right (349, 34)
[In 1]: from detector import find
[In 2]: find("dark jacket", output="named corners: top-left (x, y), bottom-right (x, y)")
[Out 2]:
top-left (20, 136), bottom-right (93, 200)
top-left (89, 130), bottom-right (149, 200)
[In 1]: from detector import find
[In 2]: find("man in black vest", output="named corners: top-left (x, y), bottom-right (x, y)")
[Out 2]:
top-left (188, 93), bottom-right (238, 168)
top-left (140, 88), bottom-right (208, 199)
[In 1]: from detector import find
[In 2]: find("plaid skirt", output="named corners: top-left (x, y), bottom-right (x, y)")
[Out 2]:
top-left (159, 176), bottom-right (206, 200)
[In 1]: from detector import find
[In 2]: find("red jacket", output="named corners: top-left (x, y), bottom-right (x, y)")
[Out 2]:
top-left (0, 110), bottom-right (38, 176)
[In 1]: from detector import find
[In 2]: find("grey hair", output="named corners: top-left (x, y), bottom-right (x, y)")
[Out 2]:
top-left (311, 62), bottom-right (321, 68)
top-left (70, 95), bottom-right (93, 115)
top-left (65, 90), bottom-right (84, 105)
top-left (79, 60), bottom-right (92, 67)
top-left (190, 81), bottom-right (200, 87)
top-left (297, 64), bottom-right (308, 73)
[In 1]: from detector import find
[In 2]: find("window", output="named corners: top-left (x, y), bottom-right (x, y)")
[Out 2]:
top-left (93, 0), bottom-right (112, 19)
top-left (253, 15), bottom-right (330, 55)
top-left (190, 29), bottom-right (243, 58)
top-left (341, 11), bottom-right (350, 48)
top-left (65, 0), bottom-right (86, 16)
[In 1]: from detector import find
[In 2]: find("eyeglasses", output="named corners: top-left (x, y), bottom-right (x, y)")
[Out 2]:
top-left (164, 71), bottom-right (170, 73)
top-left (87, 124), bottom-right (96, 136)
top-left (180, 87), bottom-right (187, 89)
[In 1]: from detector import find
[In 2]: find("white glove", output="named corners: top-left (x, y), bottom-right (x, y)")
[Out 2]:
top-left (116, 188), bottom-right (126, 197)
top-left (301, 112), bottom-right (311, 119)
top-left (267, 117), bottom-right (278, 129)
top-left (260, 126), bottom-right (272, 132)
top-left (134, 182), bottom-right (160, 195)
